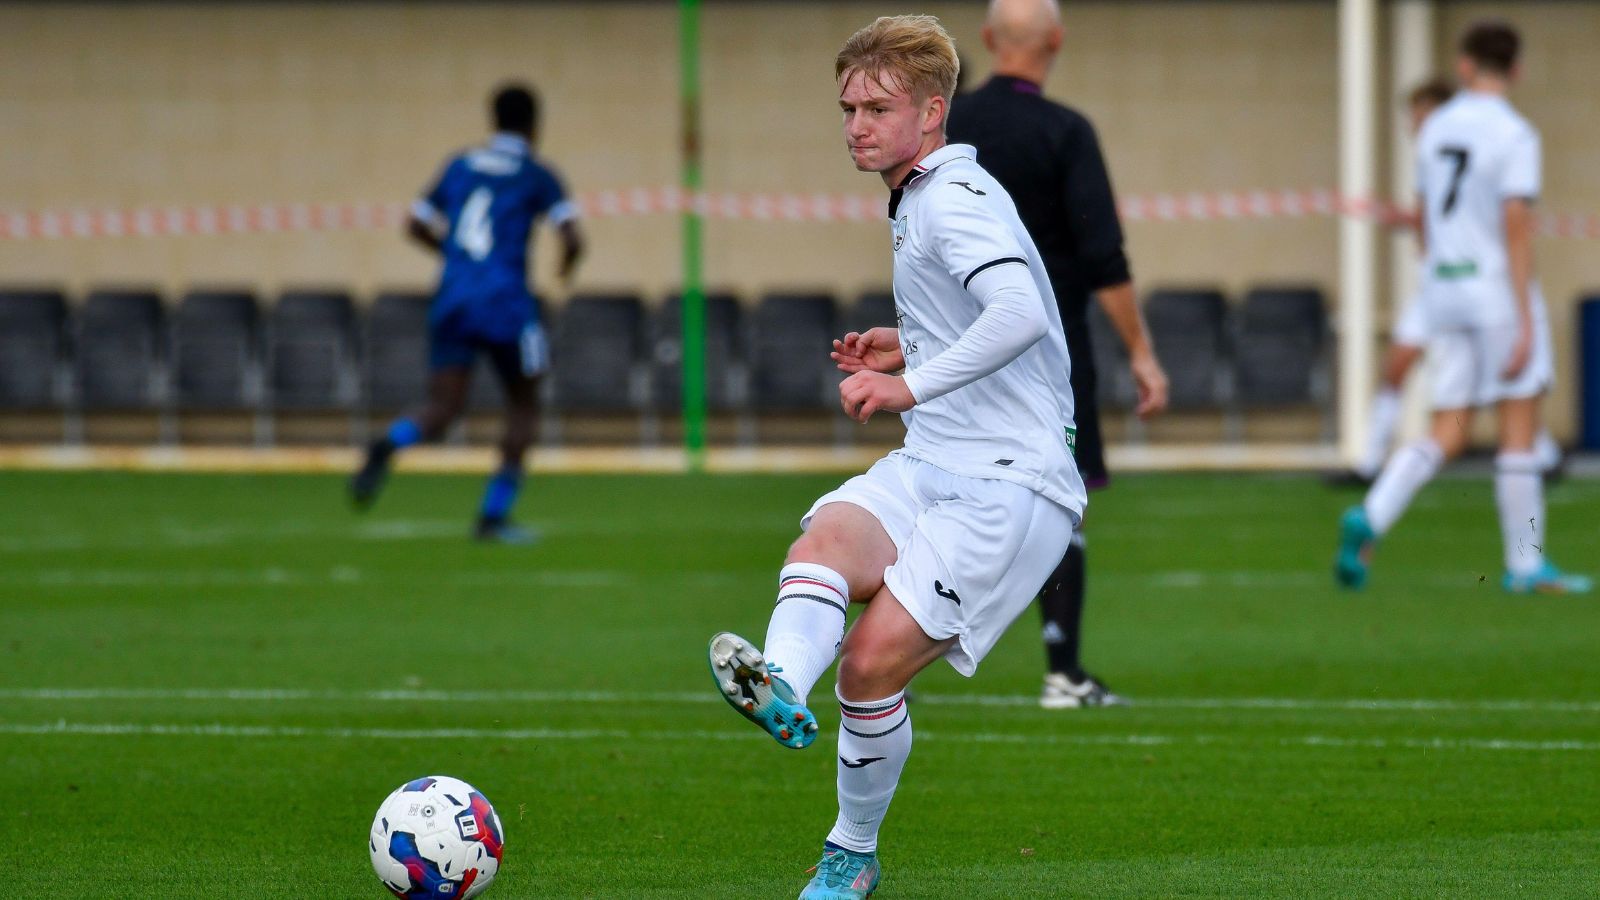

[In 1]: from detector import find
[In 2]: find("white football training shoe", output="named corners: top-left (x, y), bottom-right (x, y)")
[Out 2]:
top-left (1040, 672), bottom-right (1127, 710)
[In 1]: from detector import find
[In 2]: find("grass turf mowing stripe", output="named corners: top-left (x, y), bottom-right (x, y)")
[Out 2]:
top-left (0, 565), bottom-right (1491, 591)
top-left (6, 686), bottom-right (1600, 713)
top-left (8, 720), bottom-right (1600, 752)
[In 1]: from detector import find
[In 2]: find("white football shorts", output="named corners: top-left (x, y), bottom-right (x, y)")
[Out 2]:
top-left (1391, 294), bottom-right (1429, 348)
top-left (800, 451), bottom-right (1077, 677)
top-left (1427, 288), bottom-right (1553, 410)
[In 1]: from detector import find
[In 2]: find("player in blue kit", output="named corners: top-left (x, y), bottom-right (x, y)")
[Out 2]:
top-left (351, 83), bottom-right (584, 542)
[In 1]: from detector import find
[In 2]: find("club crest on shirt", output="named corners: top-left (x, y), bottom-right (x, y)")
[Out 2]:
top-left (892, 215), bottom-right (908, 251)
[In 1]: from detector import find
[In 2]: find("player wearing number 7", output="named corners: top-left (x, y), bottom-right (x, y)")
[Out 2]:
top-left (1336, 21), bottom-right (1588, 594)
top-left (351, 83), bottom-right (584, 542)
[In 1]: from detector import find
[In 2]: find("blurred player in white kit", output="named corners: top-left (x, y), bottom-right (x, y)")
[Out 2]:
top-left (1336, 20), bottom-right (1589, 595)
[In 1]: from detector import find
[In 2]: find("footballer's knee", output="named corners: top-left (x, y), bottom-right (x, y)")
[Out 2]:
top-left (785, 532), bottom-right (877, 601)
top-left (834, 645), bottom-right (905, 701)
top-left (418, 403), bottom-right (463, 439)
top-left (498, 433), bottom-right (531, 467)
top-left (1382, 346), bottom-right (1421, 387)
top-left (835, 614), bottom-right (933, 700)
top-left (501, 402), bottom-right (536, 438)
top-left (784, 521), bottom-right (858, 571)
top-left (1428, 424), bottom-right (1468, 460)
top-left (785, 529), bottom-right (835, 566)
top-left (784, 504), bottom-right (893, 599)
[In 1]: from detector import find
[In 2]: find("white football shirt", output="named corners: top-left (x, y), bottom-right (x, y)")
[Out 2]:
top-left (887, 143), bottom-right (1085, 517)
top-left (1416, 91), bottom-right (1541, 328)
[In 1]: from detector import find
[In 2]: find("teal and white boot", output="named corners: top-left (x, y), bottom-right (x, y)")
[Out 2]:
top-left (707, 632), bottom-right (818, 749)
top-left (799, 845), bottom-right (880, 899)
top-left (1503, 562), bottom-right (1593, 595)
top-left (1334, 505), bottom-right (1375, 589)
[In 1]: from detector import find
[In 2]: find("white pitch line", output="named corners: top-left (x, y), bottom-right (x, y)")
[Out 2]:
top-left (3, 720), bottom-right (1598, 753)
top-left (0, 568), bottom-right (754, 590)
top-left (2, 687), bottom-right (1598, 714)
top-left (0, 687), bottom-right (714, 704)
top-left (0, 721), bottom-right (632, 741)
top-left (0, 569), bottom-right (644, 588)
top-left (924, 695), bottom-right (1600, 713)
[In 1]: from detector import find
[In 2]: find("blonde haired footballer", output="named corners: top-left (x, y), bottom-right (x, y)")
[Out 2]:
top-left (705, 15), bottom-right (1086, 899)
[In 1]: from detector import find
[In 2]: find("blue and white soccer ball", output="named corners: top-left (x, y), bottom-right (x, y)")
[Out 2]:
top-left (369, 775), bottom-right (505, 899)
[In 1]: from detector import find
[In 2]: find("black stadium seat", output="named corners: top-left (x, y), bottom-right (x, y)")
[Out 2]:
top-left (650, 293), bottom-right (743, 412)
top-left (364, 291), bottom-right (431, 411)
top-left (270, 290), bottom-right (358, 410)
top-left (1235, 286), bottom-right (1328, 406)
top-left (0, 288), bottom-right (69, 408)
top-left (749, 293), bottom-right (839, 410)
top-left (845, 290), bottom-right (897, 335)
top-left (1143, 288), bottom-right (1229, 410)
top-left (173, 289), bottom-right (260, 409)
top-left (77, 288), bottom-right (165, 409)
top-left (550, 293), bottom-right (645, 412)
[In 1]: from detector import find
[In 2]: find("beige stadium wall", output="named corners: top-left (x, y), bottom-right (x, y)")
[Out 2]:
top-left (0, 1), bottom-right (1340, 300)
top-left (0, 1), bottom-right (1594, 436)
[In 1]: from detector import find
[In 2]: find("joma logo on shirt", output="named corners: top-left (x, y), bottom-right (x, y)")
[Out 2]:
top-left (892, 216), bottom-right (908, 251)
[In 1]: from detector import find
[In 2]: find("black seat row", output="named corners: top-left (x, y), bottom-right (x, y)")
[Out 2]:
top-left (1087, 286), bottom-right (1330, 410)
top-left (0, 287), bottom-right (900, 415)
top-left (526, 290), bottom-right (897, 414)
top-left (0, 288), bottom-right (365, 412)
top-left (0, 284), bottom-right (1326, 417)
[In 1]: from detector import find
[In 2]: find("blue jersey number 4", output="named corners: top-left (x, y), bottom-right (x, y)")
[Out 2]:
top-left (456, 187), bottom-right (495, 260)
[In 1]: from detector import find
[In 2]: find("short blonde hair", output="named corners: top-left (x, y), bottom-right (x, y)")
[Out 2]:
top-left (835, 15), bottom-right (960, 104)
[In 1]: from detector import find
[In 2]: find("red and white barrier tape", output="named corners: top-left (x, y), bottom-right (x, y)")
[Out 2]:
top-left (1, 187), bottom-right (1595, 240)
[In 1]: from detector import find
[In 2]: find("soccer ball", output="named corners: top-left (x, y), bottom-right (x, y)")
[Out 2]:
top-left (369, 775), bottom-right (505, 898)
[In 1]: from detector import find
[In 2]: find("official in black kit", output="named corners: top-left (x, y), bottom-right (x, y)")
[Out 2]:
top-left (948, 0), bottom-right (1168, 708)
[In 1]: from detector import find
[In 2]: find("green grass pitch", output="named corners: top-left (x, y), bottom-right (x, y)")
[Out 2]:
top-left (3, 469), bottom-right (1599, 898)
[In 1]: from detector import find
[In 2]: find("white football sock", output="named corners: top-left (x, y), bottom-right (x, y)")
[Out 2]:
top-left (1495, 451), bottom-right (1545, 577)
top-left (1534, 428), bottom-right (1563, 473)
top-left (762, 563), bottom-right (847, 704)
top-left (827, 688), bottom-right (911, 853)
top-left (1357, 388), bottom-right (1403, 478)
top-left (1364, 438), bottom-right (1444, 535)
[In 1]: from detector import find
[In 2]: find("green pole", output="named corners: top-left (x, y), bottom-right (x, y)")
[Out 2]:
top-left (679, 0), bottom-right (707, 471)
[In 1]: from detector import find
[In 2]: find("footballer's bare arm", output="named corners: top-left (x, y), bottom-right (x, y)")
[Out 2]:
top-left (1094, 281), bottom-right (1168, 418)
top-left (1501, 197), bottom-right (1536, 379)
top-left (406, 216), bottom-right (445, 255)
top-left (556, 219), bottom-right (586, 284)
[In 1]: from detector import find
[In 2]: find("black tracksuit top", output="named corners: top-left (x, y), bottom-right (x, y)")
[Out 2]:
top-left (947, 75), bottom-right (1132, 330)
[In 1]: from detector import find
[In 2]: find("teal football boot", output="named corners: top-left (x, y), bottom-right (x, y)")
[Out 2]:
top-left (1334, 505), bottom-right (1376, 589)
top-left (1503, 562), bottom-right (1593, 595)
top-left (800, 845), bottom-right (880, 899)
top-left (707, 632), bottom-right (818, 749)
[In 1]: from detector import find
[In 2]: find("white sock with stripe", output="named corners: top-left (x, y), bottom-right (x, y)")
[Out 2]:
top-left (827, 688), bottom-right (911, 853)
top-left (1364, 438), bottom-right (1444, 535)
top-left (762, 563), bottom-right (848, 705)
top-left (1495, 451), bottom-right (1545, 577)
